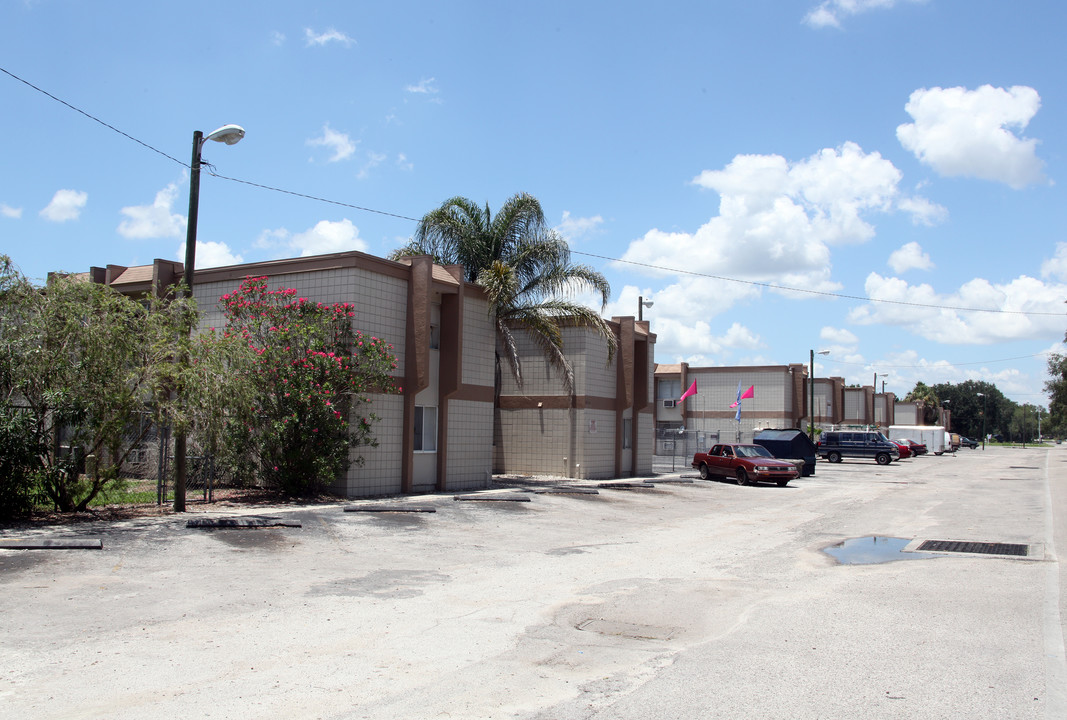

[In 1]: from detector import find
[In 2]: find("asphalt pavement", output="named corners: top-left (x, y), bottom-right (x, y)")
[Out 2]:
top-left (1, 444), bottom-right (1065, 719)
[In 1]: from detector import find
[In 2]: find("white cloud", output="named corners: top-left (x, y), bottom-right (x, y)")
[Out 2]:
top-left (848, 271), bottom-right (1067, 344)
top-left (307, 124), bottom-right (356, 163)
top-left (396, 153), bottom-right (414, 171)
top-left (40, 189), bottom-right (87, 222)
top-left (897, 85), bottom-right (1046, 188)
top-left (305, 28), bottom-right (355, 47)
top-left (175, 240), bottom-right (243, 269)
top-left (405, 77), bottom-right (439, 95)
top-left (270, 31), bottom-right (286, 46)
top-left (897, 195), bottom-right (948, 226)
top-left (556, 211), bottom-right (604, 242)
top-left (621, 142), bottom-right (914, 322)
top-left (118, 182), bottom-right (185, 239)
top-left (804, 0), bottom-right (924, 29)
top-left (888, 241), bottom-right (934, 273)
top-left (1041, 242), bottom-right (1067, 281)
top-left (820, 326), bottom-right (858, 346)
top-left (358, 152), bottom-right (387, 180)
top-left (1, 203), bottom-right (21, 219)
top-left (289, 219), bottom-right (367, 256)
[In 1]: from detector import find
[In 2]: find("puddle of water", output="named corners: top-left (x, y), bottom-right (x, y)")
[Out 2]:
top-left (823, 535), bottom-right (936, 565)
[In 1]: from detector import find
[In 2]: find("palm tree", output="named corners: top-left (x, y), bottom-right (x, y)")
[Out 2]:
top-left (391, 193), bottom-right (616, 393)
top-left (905, 381), bottom-right (941, 425)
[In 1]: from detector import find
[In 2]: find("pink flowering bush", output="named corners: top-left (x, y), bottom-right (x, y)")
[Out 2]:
top-left (216, 276), bottom-right (400, 496)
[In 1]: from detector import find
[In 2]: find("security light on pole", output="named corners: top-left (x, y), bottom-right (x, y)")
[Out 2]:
top-left (174, 123), bottom-right (245, 513)
top-left (810, 349), bottom-right (829, 442)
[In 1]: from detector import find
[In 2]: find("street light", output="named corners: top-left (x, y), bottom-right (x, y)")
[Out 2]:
top-left (810, 349), bottom-right (829, 442)
top-left (977, 392), bottom-right (986, 450)
top-left (638, 296), bottom-right (654, 322)
top-left (873, 373), bottom-right (887, 427)
top-left (174, 124), bottom-right (245, 512)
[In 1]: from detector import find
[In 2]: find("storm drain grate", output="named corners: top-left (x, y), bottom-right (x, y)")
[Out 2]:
top-left (917, 540), bottom-right (1029, 556)
top-left (1009, 466), bottom-right (1040, 470)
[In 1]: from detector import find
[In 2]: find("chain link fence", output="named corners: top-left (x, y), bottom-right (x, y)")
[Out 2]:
top-left (51, 413), bottom-right (248, 508)
top-left (652, 427), bottom-right (720, 474)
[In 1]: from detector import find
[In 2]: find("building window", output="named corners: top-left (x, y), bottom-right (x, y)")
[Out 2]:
top-left (622, 418), bottom-right (632, 449)
top-left (414, 406), bottom-right (437, 452)
top-left (657, 378), bottom-right (680, 401)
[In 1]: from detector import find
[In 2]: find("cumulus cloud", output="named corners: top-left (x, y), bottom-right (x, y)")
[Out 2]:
top-left (40, 189), bottom-right (87, 222)
top-left (848, 271), bottom-right (1067, 344)
top-left (307, 125), bottom-right (356, 163)
top-left (897, 195), bottom-right (948, 226)
top-left (1, 203), bottom-right (21, 219)
top-left (305, 28), bottom-right (355, 47)
top-left (176, 240), bottom-right (243, 269)
top-left (820, 326), bottom-right (858, 346)
top-left (556, 211), bottom-right (604, 242)
top-left (620, 142), bottom-right (925, 316)
top-left (888, 241), bottom-right (934, 274)
top-left (1041, 242), bottom-right (1067, 281)
top-left (268, 218), bottom-right (369, 258)
top-left (804, 0), bottom-right (924, 29)
top-left (897, 85), bottom-right (1046, 188)
top-left (118, 182), bottom-right (185, 239)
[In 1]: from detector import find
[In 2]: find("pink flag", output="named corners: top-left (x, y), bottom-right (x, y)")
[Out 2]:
top-left (729, 385), bottom-right (755, 408)
top-left (679, 380), bottom-right (697, 403)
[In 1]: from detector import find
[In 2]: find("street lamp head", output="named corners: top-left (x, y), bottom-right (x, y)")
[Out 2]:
top-left (204, 124), bottom-right (246, 146)
top-left (817, 350), bottom-right (830, 356)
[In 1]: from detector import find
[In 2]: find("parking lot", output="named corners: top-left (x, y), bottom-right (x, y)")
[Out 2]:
top-left (2, 445), bottom-right (1066, 719)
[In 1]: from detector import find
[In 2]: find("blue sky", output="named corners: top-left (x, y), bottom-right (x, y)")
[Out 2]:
top-left (2, 0), bottom-right (1065, 406)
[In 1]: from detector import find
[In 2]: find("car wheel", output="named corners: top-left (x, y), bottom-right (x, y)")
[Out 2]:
top-left (699, 463), bottom-right (710, 480)
top-left (828, 451), bottom-right (841, 464)
top-left (776, 479), bottom-right (790, 487)
top-left (876, 452), bottom-right (891, 466)
top-left (735, 468), bottom-right (749, 486)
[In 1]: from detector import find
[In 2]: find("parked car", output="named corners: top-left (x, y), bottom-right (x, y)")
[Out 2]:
top-left (959, 436), bottom-right (979, 449)
top-left (892, 441), bottom-right (912, 459)
top-left (692, 443), bottom-right (800, 486)
top-left (902, 439), bottom-right (928, 456)
top-left (817, 430), bottom-right (901, 466)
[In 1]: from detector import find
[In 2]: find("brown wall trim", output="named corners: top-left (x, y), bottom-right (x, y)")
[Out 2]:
top-left (451, 384), bottom-right (495, 404)
top-left (194, 249), bottom-right (413, 285)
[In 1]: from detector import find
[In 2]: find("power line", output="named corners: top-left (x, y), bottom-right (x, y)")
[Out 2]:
top-left (5, 65), bottom-right (1064, 319)
top-left (571, 250), bottom-right (1065, 317)
top-left (207, 172), bottom-right (420, 222)
top-left (0, 67), bottom-right (187, 168)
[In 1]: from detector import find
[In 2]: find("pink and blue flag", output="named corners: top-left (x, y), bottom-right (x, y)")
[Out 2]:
top-left (730, 383), bottom-right (755, 421)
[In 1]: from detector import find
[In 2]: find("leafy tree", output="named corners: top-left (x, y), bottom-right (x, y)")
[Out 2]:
top-left (1045, 352), bottom-right (1067, 439)
top-left (391, 192), bottom-right (616, 393)
top-left (0, 256), bottom-right (193, 512)
top-left (213, 276), bottom-right (401, 496)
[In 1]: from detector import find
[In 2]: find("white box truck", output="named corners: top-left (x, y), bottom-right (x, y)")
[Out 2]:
top-left (887, 425), bottom-right (949, 455)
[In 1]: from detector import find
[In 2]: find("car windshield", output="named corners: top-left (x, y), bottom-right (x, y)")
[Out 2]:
top-left (736, 445), bottom-right (773, 458)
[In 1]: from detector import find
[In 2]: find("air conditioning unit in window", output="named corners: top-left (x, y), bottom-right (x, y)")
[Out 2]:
top-left (663, 399), bottom-right (676, 408)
